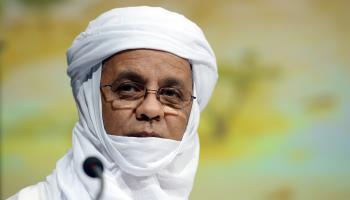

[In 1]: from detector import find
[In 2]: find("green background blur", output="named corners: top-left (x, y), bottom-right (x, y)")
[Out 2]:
top-left (1, 0), bottom-right (350, 199)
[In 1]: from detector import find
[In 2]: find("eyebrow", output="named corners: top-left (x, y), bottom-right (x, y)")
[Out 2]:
top-left (160, 78), bottom-right (186, 89)
top-left (111, 70), bottom-right (188, 89)
top-left (112, 71), bottom-right (145, 84)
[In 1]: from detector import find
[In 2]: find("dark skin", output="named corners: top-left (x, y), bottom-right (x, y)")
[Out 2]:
top-left (100, 49), bottom-right (193, 141)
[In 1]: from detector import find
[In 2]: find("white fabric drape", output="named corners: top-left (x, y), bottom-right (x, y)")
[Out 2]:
top-left (9, 6), bottom-right (217, 200)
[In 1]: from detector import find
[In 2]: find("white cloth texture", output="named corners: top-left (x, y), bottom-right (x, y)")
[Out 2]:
top-left (8, 6), bottom-right (217, 200)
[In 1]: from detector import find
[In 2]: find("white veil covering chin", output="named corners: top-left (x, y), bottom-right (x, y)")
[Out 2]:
top-left (9, 6), bottom-right (217, 200)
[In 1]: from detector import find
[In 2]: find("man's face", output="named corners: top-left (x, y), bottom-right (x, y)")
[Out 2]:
top-left (100, 49), bottom-right (193, 141)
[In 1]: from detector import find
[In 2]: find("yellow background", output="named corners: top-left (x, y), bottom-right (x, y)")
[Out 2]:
top-left (1, 0), bottom-right (350, 199)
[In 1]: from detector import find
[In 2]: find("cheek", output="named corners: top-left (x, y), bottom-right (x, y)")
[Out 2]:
top-left (102, 102), bottom-right (133, 134)
top-left (165, 112), bottom-right (190, 137)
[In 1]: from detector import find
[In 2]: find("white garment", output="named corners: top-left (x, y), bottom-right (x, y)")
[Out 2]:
top-left (9, 6), bottom-right (217, 200)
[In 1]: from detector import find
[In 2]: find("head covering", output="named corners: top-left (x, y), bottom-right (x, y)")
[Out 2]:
top-left (9, 6), bottom-right (218, 200)
top-left (67, 6), bottom-right (217, 111)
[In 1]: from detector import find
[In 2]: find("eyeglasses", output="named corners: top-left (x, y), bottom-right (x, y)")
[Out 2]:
top-left (100, 81), bottom-right (196, 109)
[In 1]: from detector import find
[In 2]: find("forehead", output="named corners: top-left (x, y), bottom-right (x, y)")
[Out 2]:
top-left (102, 49), bottom-right (192, 86)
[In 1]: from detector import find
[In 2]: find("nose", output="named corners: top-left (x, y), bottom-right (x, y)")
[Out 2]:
top-left (135, 91), bottom-right (164, 122)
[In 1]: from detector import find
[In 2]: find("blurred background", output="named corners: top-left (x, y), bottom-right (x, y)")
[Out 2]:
top-left (1, 0), bottom-right (350, 199)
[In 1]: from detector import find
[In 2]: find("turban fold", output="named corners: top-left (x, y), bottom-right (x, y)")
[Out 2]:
top-left (67, 6), bottom-right (218, 111)
top-left (9, 6), bottom-right (218, 200)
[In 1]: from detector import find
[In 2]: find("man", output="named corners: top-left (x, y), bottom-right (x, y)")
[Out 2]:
top-left (9, 6), bottom-right (217, 200)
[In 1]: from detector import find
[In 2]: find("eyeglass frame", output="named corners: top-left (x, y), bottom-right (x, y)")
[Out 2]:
top-left (100, 83), bottom-right (196, 110)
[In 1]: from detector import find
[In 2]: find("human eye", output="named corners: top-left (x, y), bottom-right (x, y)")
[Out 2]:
top-left (116, 82), bottom-right (142, 92)
top-left (159, 88), bottom-right (183, 100)
top-left (112, 82), bottom-right (143, 99)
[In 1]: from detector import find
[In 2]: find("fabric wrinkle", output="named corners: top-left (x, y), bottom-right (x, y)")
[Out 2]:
top-left (8, 6), bottom-right (217, 200)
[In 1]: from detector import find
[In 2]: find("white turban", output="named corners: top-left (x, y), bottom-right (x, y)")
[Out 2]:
top-left (67, 6), bottom-right (217, 111)
top-left (9, 6), bottom-right (217, 200)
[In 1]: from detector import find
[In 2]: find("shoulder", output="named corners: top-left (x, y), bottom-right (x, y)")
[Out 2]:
top-left (6, 182), bottom-right (48, 200)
